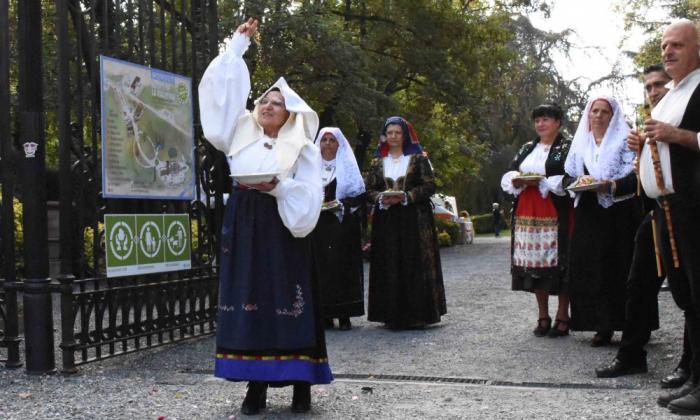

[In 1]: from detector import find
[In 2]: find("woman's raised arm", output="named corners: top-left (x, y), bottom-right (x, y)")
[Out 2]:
top-left (198, 19), bottom-right (259, 153)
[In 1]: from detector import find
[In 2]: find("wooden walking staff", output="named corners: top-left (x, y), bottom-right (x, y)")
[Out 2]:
top-left (650, 212), bottom-right (664, 278)
top-left (639, 103), bottom-right (666, 276)
top-left (635, 102), bottom-right (648, 197)
top-left (642, 98), bottom-right (680, 269)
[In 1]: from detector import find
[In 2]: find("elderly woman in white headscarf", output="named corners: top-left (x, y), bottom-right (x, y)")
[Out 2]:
top-left (563, 95), bottom-right (642, 347)
top-left (310, 127), bottom-right (366, 331)
top-left (198, 19), bottom-right (331, 415)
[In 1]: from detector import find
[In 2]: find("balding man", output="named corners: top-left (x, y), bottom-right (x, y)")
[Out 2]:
top-left (627, 20), bottom-right (700, 415)
top-left (595, 65), bottom-right (694, 384)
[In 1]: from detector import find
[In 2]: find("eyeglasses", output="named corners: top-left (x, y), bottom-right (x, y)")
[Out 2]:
top-left (259, 98), bottom-right (285, 107)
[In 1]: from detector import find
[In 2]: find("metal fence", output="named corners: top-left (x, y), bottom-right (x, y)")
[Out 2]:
top-left (0, 0), bottom-right (236, 372)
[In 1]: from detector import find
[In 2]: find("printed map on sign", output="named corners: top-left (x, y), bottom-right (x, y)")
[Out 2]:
top-left (105, 214), bottom-right (191, 278)
top-left (100, 56), bottom-right (195, 199)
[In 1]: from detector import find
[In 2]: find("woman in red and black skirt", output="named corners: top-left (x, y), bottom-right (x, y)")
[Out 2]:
top-left (501, 104), bottom-right (573, 338)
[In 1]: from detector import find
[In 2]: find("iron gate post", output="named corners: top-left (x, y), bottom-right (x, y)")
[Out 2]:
top-left (18, 0), bottom-right (54, 374)
top-left (0, 0), bottom-right (21, 369)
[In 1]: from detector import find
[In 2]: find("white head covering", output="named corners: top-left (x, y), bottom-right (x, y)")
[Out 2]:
top-left (314, 127), bottom-right (365, 201)
top-left (229, 77), bottom-right (319, 178)
top-left (252, 78), bottom-right (319, 140)
top-left (564, 95), bottom-right (634, 208)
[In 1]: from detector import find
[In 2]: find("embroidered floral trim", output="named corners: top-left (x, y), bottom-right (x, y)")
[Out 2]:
top-left (516, 216), bottom-right (559, 228)
top-left (216, 353), bottom-right (328, 363)
top-left (242, 303), bottom-right (258, 311)
top-left (219, 304), bottom-right (236, 312)
top-left (276, 284), bottom-right (305, 318)
top-left (513, 223), bottom-right (558, 268)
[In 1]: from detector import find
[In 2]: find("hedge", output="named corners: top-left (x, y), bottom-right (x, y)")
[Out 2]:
top-left (471, 212), bottom-right (511, 234)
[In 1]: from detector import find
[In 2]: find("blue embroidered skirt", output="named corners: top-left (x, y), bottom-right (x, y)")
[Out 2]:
top-left (215, 188), bottom-right (333, 384)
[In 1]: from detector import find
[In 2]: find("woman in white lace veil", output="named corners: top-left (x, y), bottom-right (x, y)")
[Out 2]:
top-left (564, 96), bottom-right (635, 208)
top-left (563, 95), bottom-right (642, 347)
top-left (314, 127), bottom-right (365, 203)
top-left (310, 127), bottom-right (366, 331)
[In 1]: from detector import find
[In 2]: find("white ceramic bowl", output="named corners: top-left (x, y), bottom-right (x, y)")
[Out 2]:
top-left (230, 172), bottom-right (279, 184)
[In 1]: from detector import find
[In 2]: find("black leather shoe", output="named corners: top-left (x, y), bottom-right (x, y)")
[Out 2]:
top-left (241, 381), bottom-right (268, 415)
top-left (533, 317), bottom-right (551, 337)
top-left (595, 358), bottom-right (647, 378)
top-left (291, 383), bottom-right (311, 413)
top-left (547, 319), bottom-right (570, 338)
top-left (658, 381), bottom-right (696, 407)
top-left (338, 318), bottom-right (352, 331)
top-left (590, 331), bottom-right (613, 347)
top-left (324, 318), bottom-right (334, 329)
top-left (669, 384), bottom-right (700, 415)
top-left (661, 367), bottom-right (690, 389)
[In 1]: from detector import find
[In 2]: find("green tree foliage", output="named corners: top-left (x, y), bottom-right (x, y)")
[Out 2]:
top-left (620, 0), bottom-right (700, 70)
top-left (451, 14), bottom-right (585, 214)
top-left (617, 0), bottom-right (697, 123)
top-left (7, 0), bottom-right (580, 215)
top-left (215, 1), bottom-right (580, 214)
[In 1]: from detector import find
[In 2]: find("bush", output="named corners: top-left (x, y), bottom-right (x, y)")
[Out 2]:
top-left (437, 231), bottom-right (452, 247)
top-left (191, 218), bottom-right (199, 254)
top-left (434, 218), bottom-right (460, 245)
top-left (83, 223), bottom-right (105, 273)
top-left (472, 212), bottom-right (512, 234)
top-left (471, 213), bottom-right (494, 234)
top-left (0, 195), bottom-right (24, 272)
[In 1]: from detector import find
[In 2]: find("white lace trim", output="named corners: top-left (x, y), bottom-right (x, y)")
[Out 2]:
top-left (564, 96), bottom-right (634, 208)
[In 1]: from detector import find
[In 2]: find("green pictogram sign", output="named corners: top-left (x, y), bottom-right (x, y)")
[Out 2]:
top-left (105, 214), bottom-right (191, 277)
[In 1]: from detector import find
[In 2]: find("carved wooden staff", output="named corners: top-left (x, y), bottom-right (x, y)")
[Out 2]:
top-left (640, 103), bottom-right (666, 276)
top-left (650, 211), bottom-right (664, 277)
top-left (642, 100), bottom-right (680, 268)
top-left (635, 101), bottom-right (646, 197)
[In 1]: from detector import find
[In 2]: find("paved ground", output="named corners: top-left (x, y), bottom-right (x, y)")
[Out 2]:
top-left (0, 236), bottom-right (687, 419)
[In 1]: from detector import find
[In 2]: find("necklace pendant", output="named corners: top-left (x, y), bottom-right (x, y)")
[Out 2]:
top-left (264, 142), bottom-right (274, 150)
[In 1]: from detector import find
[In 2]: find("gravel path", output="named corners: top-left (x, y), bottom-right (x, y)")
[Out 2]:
top-left (0, 237), bottom-right (686, 419)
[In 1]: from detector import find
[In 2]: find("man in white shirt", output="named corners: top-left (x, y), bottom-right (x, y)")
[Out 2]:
top-left (627, 19), bottom-right (700, 415)
top-left (595, 65), bottom-right (693, 383)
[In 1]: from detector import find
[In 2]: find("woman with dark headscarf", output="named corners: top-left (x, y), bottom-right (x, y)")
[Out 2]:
top-left (501, 104), bottom-right (573, 338)
top-left (198, 19), bottom-right (332, 415)
top-left (365, 116), bottom-right (446, 330)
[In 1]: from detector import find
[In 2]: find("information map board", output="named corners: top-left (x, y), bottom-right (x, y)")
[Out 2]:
top-left (105, 214), bottom-right (191, 278)
top-left (100, 55), bottom-right (195, 200)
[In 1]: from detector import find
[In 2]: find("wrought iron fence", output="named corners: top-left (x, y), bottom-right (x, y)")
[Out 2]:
top-left (1, 0), bottom-right (238, 371)
top-left (57, 270), bottom-right (217, 372)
